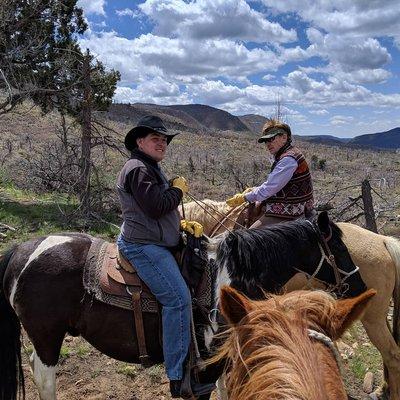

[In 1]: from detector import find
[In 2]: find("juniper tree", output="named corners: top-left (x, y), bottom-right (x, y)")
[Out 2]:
top-left (0, 0), bottom-right (120, 214)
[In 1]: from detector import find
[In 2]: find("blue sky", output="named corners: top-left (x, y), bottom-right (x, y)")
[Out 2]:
top-left (78, 0), bottom-right (400, 137)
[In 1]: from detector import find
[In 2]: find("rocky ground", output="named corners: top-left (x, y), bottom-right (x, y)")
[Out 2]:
top-left (21, 321), bottom-right (382, 400)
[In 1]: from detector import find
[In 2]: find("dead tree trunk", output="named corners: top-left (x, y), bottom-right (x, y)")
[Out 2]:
top-left (80, 50), bottom-right (92, 216)
top-left (361, 179), bottom-right (377, 233)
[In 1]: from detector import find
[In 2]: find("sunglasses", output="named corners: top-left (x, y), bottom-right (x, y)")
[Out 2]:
top-left (265, 135), bottom-right (279, 143)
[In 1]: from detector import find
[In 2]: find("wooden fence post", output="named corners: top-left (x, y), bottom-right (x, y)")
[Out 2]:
top-left (361, 179), bottom-right (378, 233)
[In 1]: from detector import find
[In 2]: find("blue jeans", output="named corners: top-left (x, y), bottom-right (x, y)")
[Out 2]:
top-left (117, 236), bottom-right (191, 380)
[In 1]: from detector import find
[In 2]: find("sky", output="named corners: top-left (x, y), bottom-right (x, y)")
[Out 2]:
top-left (77, 0), bottom-right (400, 138)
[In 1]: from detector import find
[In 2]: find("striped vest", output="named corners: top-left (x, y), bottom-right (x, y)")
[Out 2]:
top-left (264, 146), bottom-right (314, 218)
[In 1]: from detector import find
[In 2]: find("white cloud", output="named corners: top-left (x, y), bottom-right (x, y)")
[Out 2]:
top-left (114, 79), bottom-right (191, 105)
top-left (139, 0), bottom-right (297, 43)
top-left (77, 0), bottom-right (106, 16)
top-left (330, 115), bottom-right (354, 125)
top-left (306, 29), bottom-right (391, 71)
top-left (80, 31), bottom-right (286, 84)
top-left (116, 8), bottom-right (141, 19)
top-left (309, 109), bottom-right (329, 115)
top-left (259, 1), bottom-right (400, 39)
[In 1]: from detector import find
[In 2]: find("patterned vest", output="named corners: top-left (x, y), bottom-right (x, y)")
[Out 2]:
top-left (264, 146), bottom-right (314, 218)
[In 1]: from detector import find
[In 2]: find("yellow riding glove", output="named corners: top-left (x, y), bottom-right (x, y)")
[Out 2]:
top-left (171, 176), bottom-right (189, 194)
top-left (226, 187), bottom-right (253, 208)
top-left (226, 193), bottom-right (247, 208)
top-left (180, 220), bottom-right (204, 238)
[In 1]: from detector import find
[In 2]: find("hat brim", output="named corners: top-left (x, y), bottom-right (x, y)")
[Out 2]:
top-left (257, 132), bottom-right (279, 143)
top-left (124, 126), bottom-right (178, 151)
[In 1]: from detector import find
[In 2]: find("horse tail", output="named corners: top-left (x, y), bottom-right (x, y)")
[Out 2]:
top-left (0, 247), bottom-right (25, 400)
top-left (385, 236), bottom-right (400, 345)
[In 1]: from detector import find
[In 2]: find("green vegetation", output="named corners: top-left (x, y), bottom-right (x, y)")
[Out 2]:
top-left (0, 184), bottom-right (119, 252)
top-left (116, 364), bottom-right (138, 378)
top-left (59, 346), bottom-right (71, 360)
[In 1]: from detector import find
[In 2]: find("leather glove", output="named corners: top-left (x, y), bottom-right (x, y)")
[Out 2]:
top-left (226, 188), bottom-right (252, 208)
top-left (171, 176), bottom-right (189, 194)
top-left (180, 220), bottom-right (204, 238)
top-left (226, 193), bottom-right (247, 208)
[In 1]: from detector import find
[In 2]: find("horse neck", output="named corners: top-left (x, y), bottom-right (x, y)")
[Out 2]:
top-left (226, 321), bottom-right (343, 400)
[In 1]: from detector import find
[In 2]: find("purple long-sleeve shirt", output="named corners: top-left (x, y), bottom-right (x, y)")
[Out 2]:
top-left (245, 157), bottom-right (298, 203)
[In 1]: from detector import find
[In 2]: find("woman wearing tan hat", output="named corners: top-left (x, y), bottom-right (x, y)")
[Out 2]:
top-left (226, 119), bottom-right (314, 228)
top-left (116, 115), bottom-right (209, 398)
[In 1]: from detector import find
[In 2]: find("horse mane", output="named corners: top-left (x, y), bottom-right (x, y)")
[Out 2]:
top-left (182, 199), bottom-right (244, 235)
top-left (216, 220), bottom-right (343, 296)
top-left (212, 290), bottom-right (340, 400)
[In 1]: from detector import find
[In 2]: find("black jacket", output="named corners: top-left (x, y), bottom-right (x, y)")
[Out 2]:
top-left (117, 149), bottom-right (182, 247)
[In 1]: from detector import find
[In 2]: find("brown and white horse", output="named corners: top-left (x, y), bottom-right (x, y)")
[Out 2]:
top-left (212, 286), bottom-right (376, 400)
top-left (0, 213), bottom-right (361, 400)
top-left (189, 199), bottom-right (400, 400)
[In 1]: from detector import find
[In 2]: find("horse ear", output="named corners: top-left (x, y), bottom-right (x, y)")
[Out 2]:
top-left (316, 211), bottom-right (330, 235)
top-left (330, 289), bottom-right (377, 340)
top-left (220, 286), bottom-right (253, 326)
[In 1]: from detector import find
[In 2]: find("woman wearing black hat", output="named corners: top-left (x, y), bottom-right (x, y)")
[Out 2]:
top-left (116, 115), bottom-right (206, 398)
top-left (226, 119), bottom-right (314, 228)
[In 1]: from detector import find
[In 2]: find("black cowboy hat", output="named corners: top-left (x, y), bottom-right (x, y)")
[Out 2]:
top-left (124, 115), bottom-right (178, 151)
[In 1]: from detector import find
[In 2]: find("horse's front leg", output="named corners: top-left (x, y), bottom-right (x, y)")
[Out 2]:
top-left (29, 349), bottom-right (57, 400)
top-left (362, 317), bottom-right (400, 400)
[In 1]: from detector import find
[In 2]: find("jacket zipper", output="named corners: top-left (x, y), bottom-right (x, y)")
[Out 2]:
top-left (157, 221), bottom-right (164, 242)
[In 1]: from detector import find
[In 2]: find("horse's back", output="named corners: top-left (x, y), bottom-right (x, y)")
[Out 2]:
top-left (338, 222), bottom-right (395, 266)
top-left (3, 232), bottom-right (93, 312)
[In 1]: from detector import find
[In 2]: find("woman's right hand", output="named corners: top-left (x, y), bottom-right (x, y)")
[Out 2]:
top-left (171, 176), bottom-right (189, 194)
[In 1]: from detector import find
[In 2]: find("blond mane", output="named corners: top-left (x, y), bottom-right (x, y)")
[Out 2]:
top-left (212, 290), bottom-right (347, 400)
top-left (182, 199), bottom-right (244, 235)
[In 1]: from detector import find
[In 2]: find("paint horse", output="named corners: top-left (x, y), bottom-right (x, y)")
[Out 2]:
top-left (193, 199), bottom-right (400, 400)
top-left (212, 286), bottom-right (376, 400)
top-left (0, 213), bottom-right (359, 400)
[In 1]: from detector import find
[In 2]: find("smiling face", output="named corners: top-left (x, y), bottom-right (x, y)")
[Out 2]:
top-left (265, 133), bottom-right (288, 155)
top-left (137, 132), bottom-right (168, 162)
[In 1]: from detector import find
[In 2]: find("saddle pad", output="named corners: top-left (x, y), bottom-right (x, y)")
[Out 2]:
top-left (83, 238), bottom-right (158, 313)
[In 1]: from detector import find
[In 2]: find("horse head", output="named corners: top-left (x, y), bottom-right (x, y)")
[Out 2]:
top-left (212, 286), bottom-right (376, 400)
top-left (211, 211), bottom-right (367, 300)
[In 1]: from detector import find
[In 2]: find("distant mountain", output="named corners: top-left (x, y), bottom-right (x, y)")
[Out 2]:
top-left (348, 127), bottom-right (400, 149)
top-left (299, 135), bottom-right (351, 146)
top-left (106, 103), bottom-right (207, 133)
top-left (107, 103), bottom-right (400, 150)
top-left (239, 114), bottom-right (269, 133)
top-left (167, 104), bottom-right (250, 132)
top-left (301, 128), bottom-right (400, 150)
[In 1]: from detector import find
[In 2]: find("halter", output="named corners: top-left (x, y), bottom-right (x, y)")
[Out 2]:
top-left (308, 329), bottom-right (343, 374)
top-left (294, 220), bottom-right (360, 297)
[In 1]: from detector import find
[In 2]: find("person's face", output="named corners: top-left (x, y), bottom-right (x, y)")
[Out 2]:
top-left (265, 133), bottom-right (287, 155)
top-left (137, 132), bottom-right (168, 162)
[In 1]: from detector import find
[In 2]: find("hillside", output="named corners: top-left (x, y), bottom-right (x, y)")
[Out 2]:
top-left (300, 135), bottom-right (351, 146)
top-left (348, 127), bottom-right (400, 149)
top-left (301, 128), bottom-right (400, 150)
top-left (168, 104), bottom-right (250, 132)
top-left (239, 113), bottom-right (269, 133)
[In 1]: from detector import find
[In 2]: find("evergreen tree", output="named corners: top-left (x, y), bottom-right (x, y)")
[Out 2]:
top-left (0, 0), bottom-right (121, 214)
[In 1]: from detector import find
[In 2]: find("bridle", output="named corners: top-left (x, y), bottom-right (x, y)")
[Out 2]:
top-left (307, 329), bottom-right (342, 374)
top-left (294, 220), bottom-right (360, 297)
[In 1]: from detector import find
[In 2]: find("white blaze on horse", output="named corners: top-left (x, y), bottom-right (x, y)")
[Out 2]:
top-left (189, 199), bottom-right (400, 400)
top-left (0, 212), bottom-right (361, 400)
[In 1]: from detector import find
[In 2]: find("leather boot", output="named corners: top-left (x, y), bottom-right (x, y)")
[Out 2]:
top-left (169, 379), bottom-right (215, 399)
top-left (169, 380), bottom-right (182, 398)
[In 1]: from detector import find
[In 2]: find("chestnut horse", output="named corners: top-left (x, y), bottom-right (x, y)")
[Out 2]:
top-left (191, 199), bottom-right (400, 400)
top-left (212, 286), bottom-right (376, 400)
